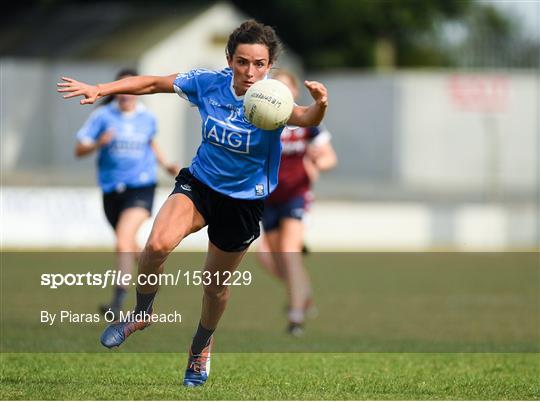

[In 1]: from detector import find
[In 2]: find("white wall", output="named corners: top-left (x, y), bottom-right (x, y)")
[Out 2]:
top-left (2, 60), bottom-right (536, 200)
top-left (1, 187), bottom-right (536, 250)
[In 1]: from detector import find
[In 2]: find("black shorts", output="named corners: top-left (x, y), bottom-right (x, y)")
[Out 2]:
top-left (171, 168), bottom-right (264, 252)
top-left (103, 184), bottom-right (155, 229)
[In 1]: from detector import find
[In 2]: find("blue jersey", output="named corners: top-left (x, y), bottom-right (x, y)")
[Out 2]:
top-left (173, 68), bottom-right (282, 200)
top-left (76, 102), bottom-right (157, 193)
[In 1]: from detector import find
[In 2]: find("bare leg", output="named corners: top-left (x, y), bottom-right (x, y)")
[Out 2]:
top-left (100, 194), bottom-right (206, 349)
top-left (256, 231), bottom-right (286, 281)
top-left (100, 207), bottom-right (149, 314)
top-left (199, 241), bottom-right (247, 329)
top-left (138, 194), bottom-right (205, 295)
top-left (182, 240), bottom-right (245, 385)
top-left (114, 207), bottom-right (149, 287)
top-left (279, 218), bottom-right (311, 323)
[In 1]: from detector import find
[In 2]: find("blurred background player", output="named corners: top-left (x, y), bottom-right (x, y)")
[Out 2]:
top-left (74, 68), bottom-right (179, 319)
top-left (257, 69), bottom-right (337, 336)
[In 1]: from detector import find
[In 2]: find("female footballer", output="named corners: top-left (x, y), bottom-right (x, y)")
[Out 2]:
top-left (74, 68), bottom-right (178, 319)
top-left (58, 20), bottom-right (328, 387)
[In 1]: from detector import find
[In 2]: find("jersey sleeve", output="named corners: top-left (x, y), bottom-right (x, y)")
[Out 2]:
top-left (309, 125), bottom-right (332, 146)
top-left (75, 108), bottom-right (106, 145)
top-left (173, 69), bottom-right (216, 107)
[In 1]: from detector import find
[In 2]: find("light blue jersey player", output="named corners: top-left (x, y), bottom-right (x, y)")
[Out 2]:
top-left (59, 20), bottom-right (328, 388)
top-left (73, 68), bottom-right (179, 323)
top-left (173, 67), bottom-right (282, 199)
top-left (76, 100), bottom-right (158, 194)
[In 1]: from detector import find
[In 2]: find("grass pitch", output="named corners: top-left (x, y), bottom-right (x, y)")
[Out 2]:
top-left (2, 353), bottom-right (539, 400)
top-left (1, 251), bottom-right (539, 399)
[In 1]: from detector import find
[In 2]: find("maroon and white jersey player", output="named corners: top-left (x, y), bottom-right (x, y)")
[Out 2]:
top-left (267, 124), bottom-right (332, 206)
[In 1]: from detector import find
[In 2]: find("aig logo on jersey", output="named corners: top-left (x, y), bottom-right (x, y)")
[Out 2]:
top-left (203, 116), bottom-right (251, 154)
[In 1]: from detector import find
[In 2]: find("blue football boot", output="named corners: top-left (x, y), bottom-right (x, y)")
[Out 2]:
top-left (183, 337), bottom-right (214, 387)
top-left (100, 310), bottom-right (152, 348)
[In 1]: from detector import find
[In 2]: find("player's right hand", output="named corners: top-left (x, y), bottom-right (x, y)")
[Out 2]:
top-left (57, 77), bottom-right (101, 105)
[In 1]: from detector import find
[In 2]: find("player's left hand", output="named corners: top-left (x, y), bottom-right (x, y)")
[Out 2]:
top-left (304, 81), bottom-right (328, 108)
top-left (57, 77), bottom-right (101, 105)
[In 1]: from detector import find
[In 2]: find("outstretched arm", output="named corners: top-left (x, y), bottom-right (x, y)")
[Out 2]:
top-left (151, 140), bottom-right (180, 176)
top-left (57, 74), bottom-right (178, 105)
top-left (287, 80), bottom-right (328, 127)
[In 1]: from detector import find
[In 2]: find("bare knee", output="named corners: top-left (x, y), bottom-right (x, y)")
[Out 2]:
top-left (145, 234), bottom-right (180, 257)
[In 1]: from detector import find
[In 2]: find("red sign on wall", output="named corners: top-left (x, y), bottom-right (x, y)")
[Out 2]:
top-left (448, 75), bottom-right (509, 113)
